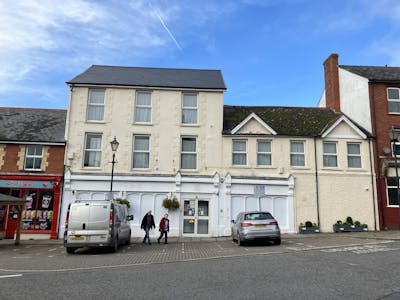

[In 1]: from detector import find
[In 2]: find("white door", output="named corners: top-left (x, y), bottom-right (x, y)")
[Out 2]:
top-left (182, 199), bottom-right (210, 236)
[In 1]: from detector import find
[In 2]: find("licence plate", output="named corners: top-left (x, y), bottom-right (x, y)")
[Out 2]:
top-left (70, 236), bottom-right (85, 241)
top-left (255, 224), bottom-right (267, 228)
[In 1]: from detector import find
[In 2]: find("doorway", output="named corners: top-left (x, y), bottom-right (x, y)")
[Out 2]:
top-left (182, 198), bottom-right (210, 236)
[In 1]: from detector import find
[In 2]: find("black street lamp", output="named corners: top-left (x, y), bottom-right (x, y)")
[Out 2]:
top-left (389, 126), bottom-right (400, 229)
top-left (110, 136), bottom-right (119, 197)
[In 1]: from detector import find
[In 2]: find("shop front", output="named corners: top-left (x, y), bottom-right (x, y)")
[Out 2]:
top-left (0, 175), bottom-right (62, 239)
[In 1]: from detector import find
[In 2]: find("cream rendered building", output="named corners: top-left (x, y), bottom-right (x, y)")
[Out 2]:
top-left (221, 106), bottom-right (378, 233)
top-left (60, 66), bottom-right (227, 238)
top-left (59, 66), bottom-right (378, 239)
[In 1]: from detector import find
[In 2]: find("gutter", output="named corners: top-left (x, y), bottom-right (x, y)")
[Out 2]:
top-left (368, 138), bottom-right (378, 231)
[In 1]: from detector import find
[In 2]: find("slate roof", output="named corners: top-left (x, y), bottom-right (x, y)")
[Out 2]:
top-left (0, 108), bottom-right (67, 143)
top-left (223, 106), bottom-right (346, 136)
top-left (340, 65), bottom-right (400, 82)
top-left (67, 65), bottom-right (227, 90)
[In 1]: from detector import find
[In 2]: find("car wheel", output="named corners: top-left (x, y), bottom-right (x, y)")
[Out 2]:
top-left (237, 232), bottom-right (243, 246)
top-left (125, 231), bottom-right (131, 245)
top-left (66, 247), bottom-right (77, 254)
top-left (274, 238), bottom-right (281, 245)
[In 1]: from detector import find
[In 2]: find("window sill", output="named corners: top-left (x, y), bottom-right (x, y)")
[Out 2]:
top-left (181, 124), bottom-right (200, 127)
top-left (85, 120), bottom-right (105, 124)
top-left (133, 122), bottom-right (153, 126)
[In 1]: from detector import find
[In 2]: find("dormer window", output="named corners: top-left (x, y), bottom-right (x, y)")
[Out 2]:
top-left (388, 88), bottom-right (400, 113)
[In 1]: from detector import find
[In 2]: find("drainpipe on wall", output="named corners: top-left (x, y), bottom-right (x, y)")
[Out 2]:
top-left (368, 138), bottom-right (378, 231)
top-left (371, 83), bottom-right (386, 229)
top-left (313, 137), bottom-right (321, 227)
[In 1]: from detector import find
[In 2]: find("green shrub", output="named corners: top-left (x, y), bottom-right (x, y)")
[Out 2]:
top-left (162, 196), bottom-right (180, 211)
top-left (345, 216), bottom-right (354, 225)
top-left (305, 221), bottom-right (313, 227)
top-left (115, 198), bottom-right (130, 208)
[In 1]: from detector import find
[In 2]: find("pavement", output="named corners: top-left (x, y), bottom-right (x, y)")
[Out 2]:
top-left (1, 230), bottom-right (399, 246)
top-left (0, 231), bottom-right (399, 273)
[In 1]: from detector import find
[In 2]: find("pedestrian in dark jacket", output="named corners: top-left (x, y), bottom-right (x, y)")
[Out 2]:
top-left (141, 210), bottom-right (155, 244)
top-left (157, 213), bottom-right (170, 244)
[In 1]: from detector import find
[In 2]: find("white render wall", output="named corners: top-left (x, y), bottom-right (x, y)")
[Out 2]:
top-left (65, 87), bottom-right (224, 175)
top-left (60, 85), bottom-right (378, 238)
top-left (338, 68), bottom-right (372, 133)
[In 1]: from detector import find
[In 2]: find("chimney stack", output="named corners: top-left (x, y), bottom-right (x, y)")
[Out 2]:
top-left (323, 53), bottom-right (341, 112)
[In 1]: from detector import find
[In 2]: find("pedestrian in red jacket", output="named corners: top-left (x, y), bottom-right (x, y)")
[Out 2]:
top-left (157, 213), bottom-right (169, 244)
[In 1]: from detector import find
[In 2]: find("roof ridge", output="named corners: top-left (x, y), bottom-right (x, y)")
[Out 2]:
top-left (0, 107), bottom-right (67, 112)
top-left (223, 105), bottom-right (334, 110)
top-left (90, 65), bottom-right (223, 72)
top-left (340, 64), bottom-right (400, 69)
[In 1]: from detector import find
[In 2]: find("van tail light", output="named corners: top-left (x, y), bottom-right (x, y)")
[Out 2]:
top-left (268, 221), bottom-right (278, 225)
top-left (109, 209), bottom-right (114, 229)
top-left (65, 211), bottom-right (70, 229)
top-left (241, 222), bottom-right (253, 227)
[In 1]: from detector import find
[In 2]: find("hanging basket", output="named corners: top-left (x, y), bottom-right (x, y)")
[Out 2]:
top-left (162, 196), bottom-right (180, 211)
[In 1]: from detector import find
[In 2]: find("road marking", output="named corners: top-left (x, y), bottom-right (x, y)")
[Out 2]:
top-left (0, 274), bottom-right (22, 279)
top-left (321, 244), bottom-right (399, 254)
top-left (48, 248), bottom-right (57, 252)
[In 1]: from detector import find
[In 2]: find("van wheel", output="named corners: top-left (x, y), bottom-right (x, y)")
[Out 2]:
top-left (66, 247), bottom-right (77, 254)
top-left (110, 237), bottom-right (118, 253)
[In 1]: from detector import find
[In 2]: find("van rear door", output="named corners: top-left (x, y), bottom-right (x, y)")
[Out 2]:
top-left (87, 202), bottom-right (110, 230)
top-left (68, 202), bottom-right (90, 231)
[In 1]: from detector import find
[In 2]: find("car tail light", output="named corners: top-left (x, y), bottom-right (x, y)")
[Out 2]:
top-left (65, 211), bottom-right (70, 229)
top-left (268, 221), bottom-right (278, 225)
top-left (241, 222), bottom-right (253, 227)
top-left (109, 209), bottom-right (114, 229)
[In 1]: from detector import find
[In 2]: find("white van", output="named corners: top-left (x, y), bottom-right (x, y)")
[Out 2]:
top-left (64, 200), bottom-right (133, 254)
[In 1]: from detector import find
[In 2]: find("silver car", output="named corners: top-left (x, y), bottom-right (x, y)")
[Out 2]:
top-left (231, 211), bottom-right (281, 246)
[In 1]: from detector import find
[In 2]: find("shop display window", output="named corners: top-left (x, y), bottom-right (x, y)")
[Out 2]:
top-left (21, 189), bottom-right (54, 231)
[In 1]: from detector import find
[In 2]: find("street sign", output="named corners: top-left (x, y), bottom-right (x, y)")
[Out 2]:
top-left (254, 185), bottom-right (265, 197)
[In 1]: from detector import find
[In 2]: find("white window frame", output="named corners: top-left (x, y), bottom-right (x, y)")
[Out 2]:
top-left (83, 133), bottom-right (102, 168)
top-left (347, 143), bottom-right (361, 168)
top-left (232, 140), bottom-right (247, 166)
top-left (87, 89), bottom-right (105, 121)
top-left (290, 140), bottom-right (305, 167)
top-left (181, 137), bottom-right (197, 170)
top-left (182, 93), bottom-right (198, 124)
top-left (323, 142), bottom-right (338, 168)
top-left (24, 145), bottom-right (43, 171)
top-left (391, 142), bottom-right (400, 158)
top-left (132, 135), bottom-right (150, 169)
top-left (388, 87), bottom-right (400, 114)
top-left (386, 177), bottom-right (400, 207)
top-left (134, 91), bottom-right (152, 123)
top-left (257, 140), bottom-right (272, 166)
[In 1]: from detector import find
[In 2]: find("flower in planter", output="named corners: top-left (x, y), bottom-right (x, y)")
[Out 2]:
top-left (162, 196), bottom-right (180, 211)
top-left (115, 198), bottom-right (130, 208)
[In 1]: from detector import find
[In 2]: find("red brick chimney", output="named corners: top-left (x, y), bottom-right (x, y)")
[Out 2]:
top-left (323, 53), bottom-right (341, 112)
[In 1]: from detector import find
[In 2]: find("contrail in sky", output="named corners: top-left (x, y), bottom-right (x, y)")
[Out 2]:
top-left (148, 1), bottom-right (182, 51)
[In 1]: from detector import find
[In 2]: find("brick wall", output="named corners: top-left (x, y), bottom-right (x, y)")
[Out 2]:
top-left (0, 144), bottom-right (65, 175)
top-left (323, 53), bottom-right (341, 112)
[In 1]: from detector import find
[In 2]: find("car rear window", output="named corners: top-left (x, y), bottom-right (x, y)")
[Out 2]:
top-left (244, 213), bottom-right (273, 220)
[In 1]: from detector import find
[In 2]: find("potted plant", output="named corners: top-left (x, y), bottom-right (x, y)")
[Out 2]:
top-left (162, 196), bottom-right (180, 211)
top-left (299, 221), bottom-right (320, 234)
top-left (333, 217), bottom-right (368, 232)
top-left (115, 198), bottom-right (130, 209)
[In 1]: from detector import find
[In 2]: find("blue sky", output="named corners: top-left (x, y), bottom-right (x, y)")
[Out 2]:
top-left (1, 0), bottom-right (400, 109)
